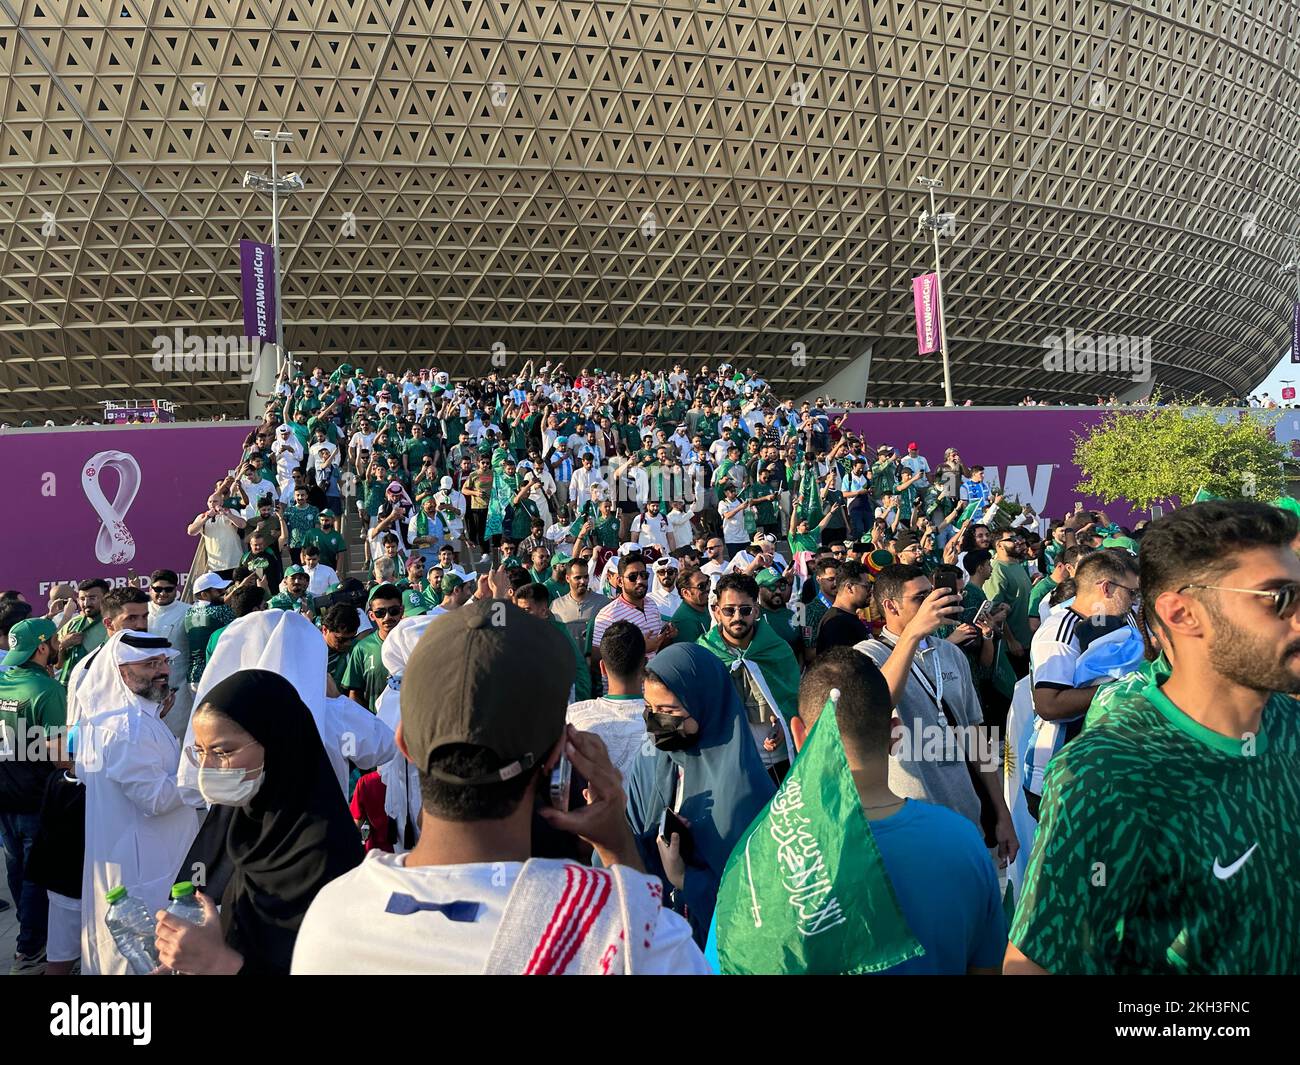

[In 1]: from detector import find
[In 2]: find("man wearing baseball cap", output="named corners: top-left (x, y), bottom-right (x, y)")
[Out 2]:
top-left (0, 618), bottom-right (65, 973)
top-left (901, 440), bottom-right (931, 489)
top-left (305, 509), bottom-right (348, 576)
top-left (426, 569), bottom-right (473, 618)
top-left (181, 573), bottom-right (234, 695)
top-left (267, 565), bottom-right (317, 618)
top-left (292, 600), bottom-right (709, 974)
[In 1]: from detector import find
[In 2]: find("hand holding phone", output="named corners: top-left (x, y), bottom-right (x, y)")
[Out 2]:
top-left (658, 806), bottom-right (694, 863)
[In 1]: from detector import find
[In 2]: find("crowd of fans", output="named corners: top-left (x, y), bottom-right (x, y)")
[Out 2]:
top-left (1, 359), bottom-right (1297, 976)
top-left (7, 387), bottom-right (1297, 431)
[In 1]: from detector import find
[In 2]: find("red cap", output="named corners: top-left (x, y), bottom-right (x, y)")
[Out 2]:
top-left (907, 441), bottom-right (918, 450)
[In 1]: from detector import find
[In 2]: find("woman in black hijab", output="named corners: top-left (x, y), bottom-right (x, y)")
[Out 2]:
top-left (155, 669), bottom-right (362, 975)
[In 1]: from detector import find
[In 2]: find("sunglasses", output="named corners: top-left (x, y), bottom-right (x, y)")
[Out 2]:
top-left (623, 572), bottom-right (649, 582)
top-left (1179, 582), bottom-right (1300, 620)
top-left (150, 585), bottom-right (177, 594)
top-left (719, 605), bottom-right (754, 618)
top-left (371, 605), bottom-right (403, 619)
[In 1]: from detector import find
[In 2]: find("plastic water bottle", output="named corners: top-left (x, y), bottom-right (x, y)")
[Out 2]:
top-left (165, 881), bottom-right (206, 926)
top-left (104, 886), bottom-right (160, 975)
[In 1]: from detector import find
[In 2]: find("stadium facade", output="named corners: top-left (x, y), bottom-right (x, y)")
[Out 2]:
top-left (1, 0), bottom-right (1298, 421)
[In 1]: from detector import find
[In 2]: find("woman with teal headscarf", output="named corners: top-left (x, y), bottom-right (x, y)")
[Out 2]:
top-left (625, 643), bottom-right (776, 945)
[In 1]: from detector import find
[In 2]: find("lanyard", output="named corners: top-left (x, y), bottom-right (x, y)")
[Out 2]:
top-left (876, 629), bottom-right (943, 707)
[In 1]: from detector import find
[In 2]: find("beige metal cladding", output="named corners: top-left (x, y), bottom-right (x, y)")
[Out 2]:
top-left (0, 0), bottom-right (1297, 420)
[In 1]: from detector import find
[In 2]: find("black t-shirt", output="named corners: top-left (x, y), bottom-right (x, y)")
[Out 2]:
top-left (815, 606), bottom-right (871, 654)
top-left (26, 772), bottom-right (85, 898)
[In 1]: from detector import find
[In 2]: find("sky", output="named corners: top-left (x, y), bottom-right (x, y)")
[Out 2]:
top-left (1249, 346), bottom-right (1299, 403)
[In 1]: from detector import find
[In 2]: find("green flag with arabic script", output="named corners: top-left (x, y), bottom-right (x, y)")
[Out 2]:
top-left (714, 693), bottom-right (923, 974)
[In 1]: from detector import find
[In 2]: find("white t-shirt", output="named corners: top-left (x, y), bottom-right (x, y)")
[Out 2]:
top-left (202, 513), bottom-right (244, 570)
top-left (565, 695), bottom-right (647, 790)
top-left (720, 501), bottom-right (748, 544)
top-left (633, 512), bottom-right (670, 553)
top-left (665, 509), bottom-right (693, 551)
top-left (290, 854), bottom-right (708, 975)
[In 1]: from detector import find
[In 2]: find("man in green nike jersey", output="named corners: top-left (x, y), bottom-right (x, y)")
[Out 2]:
top-left (341, 584), bottom-right (403, 713)
top-left (1007, 500), bottom-right (1300, 975)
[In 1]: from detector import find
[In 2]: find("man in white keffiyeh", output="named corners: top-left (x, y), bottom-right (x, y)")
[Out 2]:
top-left (77, 630), bottom-right (205, 974)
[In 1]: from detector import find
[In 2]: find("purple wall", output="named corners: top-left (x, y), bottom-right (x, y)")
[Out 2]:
top-left (841, 407), bottom-right (1141, 526)
top-left (0, 421), bottom-right (255, 606)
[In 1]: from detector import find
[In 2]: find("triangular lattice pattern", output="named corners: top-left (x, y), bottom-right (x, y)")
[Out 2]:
top-left (1, 0), bottom-right (1298, 420)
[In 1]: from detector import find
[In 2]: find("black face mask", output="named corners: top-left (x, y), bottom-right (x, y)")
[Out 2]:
top-left (644, 709), bottom-right (699, 752)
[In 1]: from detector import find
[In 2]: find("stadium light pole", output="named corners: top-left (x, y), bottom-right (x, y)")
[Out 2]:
top-left (916, 176), bottom-right (957, 407)
top-left (246, 129), bottom-right (299, 376)
top-left (1282, 236), bottom-right (1300, 370)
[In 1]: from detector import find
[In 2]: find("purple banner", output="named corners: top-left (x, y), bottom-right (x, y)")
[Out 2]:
top-left (0, 422), bottom-right (255, 606)
top-left (240, 238), bottom-right (277, 344)
top-left (842, 407), bottom-right (1300, 525)
top-left (844, 408), bottom-right (1136, 526)
top-left (912, 273), bottom-right (941, 355)
top-left (1292, 300), bottom-right (1300, 364)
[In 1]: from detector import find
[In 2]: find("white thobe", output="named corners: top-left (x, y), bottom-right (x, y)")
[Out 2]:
top-left (79, 700), bottom-right (203, 974)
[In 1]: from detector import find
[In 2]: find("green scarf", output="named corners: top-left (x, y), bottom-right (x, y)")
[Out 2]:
top-left (698, 618), bottom-right (801, 724)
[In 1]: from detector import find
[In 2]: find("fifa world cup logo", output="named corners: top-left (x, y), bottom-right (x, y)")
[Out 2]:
top-left (82, 450), bottom-right (142, 564)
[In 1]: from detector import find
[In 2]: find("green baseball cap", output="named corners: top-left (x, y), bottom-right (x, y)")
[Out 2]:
top-left (754, 568), bottom-right (784, 589)
top-left (441, 571), bottom-right (468, 595)
top-left (1101, 535), bottom-right (1139, 553)
top-left (284, 565), bottom-right (307, 578)
top-left (2, 618), bottom-right (56, 669)
top-left (402, 589), bottom-right (428, 617)
top-left (319, 509), bottom-right (336, 519)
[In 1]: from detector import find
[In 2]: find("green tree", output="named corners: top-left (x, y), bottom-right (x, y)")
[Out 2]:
top-left (1074, 405), bottom-right (1290, 509)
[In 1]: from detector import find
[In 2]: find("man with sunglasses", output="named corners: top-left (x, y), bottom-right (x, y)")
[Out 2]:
top-left (590, 553), bottom-right (675, 675)
top-left (1008, 500), bottom-right (1300, 975)
top-left (700, 573), bottom-right (800, 783)
top-left (340, 584), bottom-right (404, 713)
top-left (984, 529), bottom-right (1033, 674)
top-left (814, 560), bottom-right (874, 654)
top-left (668, 568), bottom-right (713, 645)
top-left (1022, 550), bottom-right (1141, 822)
top-left (864, 563), bottom-right (1018, 865)
top-left (146, 569), bottom-right (191, 730)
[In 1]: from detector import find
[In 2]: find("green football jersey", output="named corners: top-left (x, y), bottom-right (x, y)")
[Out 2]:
top-left (339, 630), bottom-right (387, 713)
top-left (1011, 668), bottom-right (1300, 974)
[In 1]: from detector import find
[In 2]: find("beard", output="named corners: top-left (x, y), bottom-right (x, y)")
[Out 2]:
top-left (1206, 601), bottom-right (1300, 694)
top-left (723, 618), bottom-right (755, 641)
top-left (127, 676), bottom-right (170, 702)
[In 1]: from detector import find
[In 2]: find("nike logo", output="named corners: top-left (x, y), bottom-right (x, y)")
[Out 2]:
top-left (1212, 843), bottom-right (1259, 880)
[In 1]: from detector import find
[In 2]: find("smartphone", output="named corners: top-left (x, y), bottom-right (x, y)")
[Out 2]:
top-left (548, 753), bottom-right (587, 813)
top-left (932, 571), bottom-right (960, 596)
top-left (658, 806), bottom-right (694, 862)
top-left (971, 599), bottom-right (994, 628)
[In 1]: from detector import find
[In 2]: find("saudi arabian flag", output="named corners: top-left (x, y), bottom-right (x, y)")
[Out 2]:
top-left (714, 692), bottom-right (923, 974)
top-left (793, 458), bottom-right (823, 526)
top-left (1191, 487), bottom-right (1221, 504)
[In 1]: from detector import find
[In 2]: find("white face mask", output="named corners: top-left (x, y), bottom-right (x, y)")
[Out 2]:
top-left (197, 765), bottom-right (265, 807)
